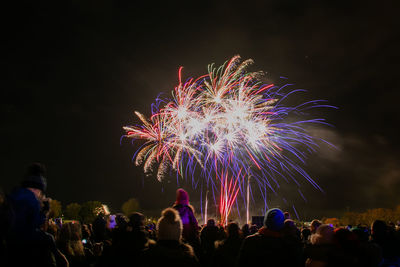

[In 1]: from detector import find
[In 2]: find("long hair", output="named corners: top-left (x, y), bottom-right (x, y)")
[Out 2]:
top-left (58, 222), bottom-right (85, 257)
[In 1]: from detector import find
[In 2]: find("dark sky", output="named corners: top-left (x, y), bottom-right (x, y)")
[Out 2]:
top-left (2, 0), bottom-right (400, 220)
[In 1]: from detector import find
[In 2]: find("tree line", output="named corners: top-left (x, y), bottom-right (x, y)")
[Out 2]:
top-left (339, 205), bottom-right (400, 226)
top-left (49, 197), bottom-right (400, 226)
top-left (49, 198), bottom-right (140, 223)
top-left (322, 205), bottom-right (400, 227)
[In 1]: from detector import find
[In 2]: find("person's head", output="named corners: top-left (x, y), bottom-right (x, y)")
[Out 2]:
top-left (69, 221), bottom-right (82, 241)
top-left (58, 222), bottom-right (72, 245)
top-left (115, 213), bottom-right (128, 229)
top-left (310, 224), bottom-right (334, 245)
top-left (175, 188), bottom-right (189, 205)
top-left (156, 208), bottom-right (182, 241)
top-left (351, 226), bottom-right (369, 243)
top-left (334, 227), bottom-right (358, 250)
top-left (92, 216), bottom-right (107, 242)
top-left (284, 212), bottom-right (290, 220)
top-left (226, 222), bottom-right (240, 239)
top-left (47, 221), bottom-right (60, 240)
top-left (128, 212), bottom-right (145, 229)
top-left (371, 220), bottom-right (387, 240)
top-left (310, 219), bottom-right (322, 234)
top-left (283, 219), bottom-right (299, 237)
top-left (81, 224), bottom-right (92, 240)
top-left (249, 224), bottom-right (259, 234)
top-left (284, 219), bottom-right (295, 228)
top-left (264, 208), bottom-right (285, 231)
top-left (22, 162), bottom-right (47, 199)
top-left (301, 228), bottom-right (311, 242)
top-left (207, 218), bottom-right (215, 227)
top-left (58, 222), bottom-right (84, 256)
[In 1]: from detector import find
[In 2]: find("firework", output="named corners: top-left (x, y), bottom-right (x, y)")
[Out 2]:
top-left (123, 55), bottom-right (334, 224)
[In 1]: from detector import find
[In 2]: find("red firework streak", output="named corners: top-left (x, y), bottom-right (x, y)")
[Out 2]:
top-left (219, 168), bottom-right (242, 225)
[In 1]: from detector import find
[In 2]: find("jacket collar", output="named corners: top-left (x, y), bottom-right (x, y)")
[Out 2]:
top-left (258, 226), bottom-right (282, 238)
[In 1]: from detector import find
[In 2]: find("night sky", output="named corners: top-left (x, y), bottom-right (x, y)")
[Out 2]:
top-left (2, 0), bottom-right (400, 220)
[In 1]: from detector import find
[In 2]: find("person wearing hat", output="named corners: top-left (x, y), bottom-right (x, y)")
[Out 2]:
top-left (5, 162), bottom-right (68, 266)
top-left (143, 208), bottom-right (200, 267)
top-left (172, 188), bottom-right (199, 243)
top-left (237, 208), bottom-right (303, 267)
top-left (8, 163), bottom-right (48, 238)
top-left (172, 188), bottom-right (201, 257)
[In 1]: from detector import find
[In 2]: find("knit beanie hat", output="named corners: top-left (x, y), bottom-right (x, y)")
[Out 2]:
top-left (157, 208), bottom-right (182, 241)
top-left (310, 224), bottom-right (334, 245)
top-left (21, 163), bottom-right (47, 192)
top-left (264, 208), bottom-right (285, 231)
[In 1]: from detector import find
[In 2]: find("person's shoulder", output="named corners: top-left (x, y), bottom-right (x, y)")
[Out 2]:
top-left (307, 243), bottom-right (336, 254)
top-left (180, 204), bottom-right (193, 211)
top-left (175, 204), bottom-right (195, 213)
top-left (34, 229), bottom-right (57, 248)
top-left (245, 232), bottom-right (262, 239)
top-left (242, 232), bottom-right (263, 244)
top-left (201, 225), bottom-right (210, 231)
top-left (9, 187), bottom-right (34, 200)
top-left (180, 242), bottom-right (195, 256)
top-left (148, 241), bottom-right (195, 258)
top-left (215, 238), bottom-right (233, 250)
top-left (245, 231), bottom-right (287, 246)
top-left (172, 203), bottom-right (183, 210)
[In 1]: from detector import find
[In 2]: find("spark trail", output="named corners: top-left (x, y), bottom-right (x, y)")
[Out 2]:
top-left (122, 55), bottom-right (335, 224)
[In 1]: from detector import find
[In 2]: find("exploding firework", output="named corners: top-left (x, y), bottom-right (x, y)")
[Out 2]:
top-left (122, 55), bottom-right (334, 224)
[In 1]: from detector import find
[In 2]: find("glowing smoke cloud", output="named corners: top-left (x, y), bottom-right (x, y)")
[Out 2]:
top-left (122, 55), bottom-right (334, 224)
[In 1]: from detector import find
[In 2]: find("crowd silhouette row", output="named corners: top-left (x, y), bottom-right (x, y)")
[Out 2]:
top-left (1, 163), bottom-right (400, 267)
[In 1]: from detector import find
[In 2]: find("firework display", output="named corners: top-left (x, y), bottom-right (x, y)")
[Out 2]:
top-left (123, 55), bottom-right (333, 224)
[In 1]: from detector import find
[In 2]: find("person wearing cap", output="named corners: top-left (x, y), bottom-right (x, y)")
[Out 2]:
top-left (236, 208), bottom-right (303, 267)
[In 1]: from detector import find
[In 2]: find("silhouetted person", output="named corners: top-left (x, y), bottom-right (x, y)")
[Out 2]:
top-left (304, 224), bottom-right (337, 267)
top-left (237, 208), bottom-right (302, 267)
top-left (5, 163), bottom-right (67, 266)
top-left (241, 224), bottom-right (250, 238)
top-left (282, 219), bottom-right (302, 265)
top-left (126, 212), bottom-right (151, 252)
top-left (0, 188), bottom-right (8, 262)
top-left (310, 219), bottom-right (322, 235)
top-left (352, 226), bottom-right (382, 267)
top-left (214, 222), bottom-right (243, 267)
top-left (333, 227), bottom-right (360, 266)
top-left (370, 220), bottom-right (400, 266)
top-left (98, 212), bottom-right (151, 266)
top-left (57, 221), bottom-right (89, 267)
top-left (200, 218), bottom-right (220, 265)
top-left (301, 228), bottom-right (312, 244)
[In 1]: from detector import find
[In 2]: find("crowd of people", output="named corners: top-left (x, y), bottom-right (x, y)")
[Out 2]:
top-left (1, 163), bottom-right (400, 267)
